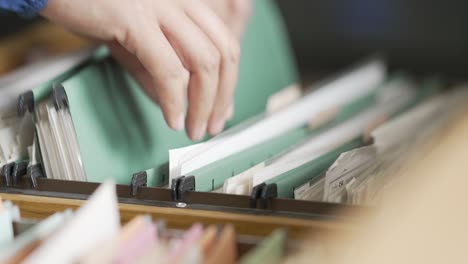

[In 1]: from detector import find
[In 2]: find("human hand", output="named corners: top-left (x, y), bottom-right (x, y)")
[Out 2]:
top-left (41, 0), bottom-right (241, 141)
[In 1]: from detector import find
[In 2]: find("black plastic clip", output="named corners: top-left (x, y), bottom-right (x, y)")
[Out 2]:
top-left (259, 183), bottom-right (277, 209)
top-left (250, 183), bottom-right (266, 208)
top-left (17, 91), bottom-right (34, 116)
top-left (250, 183), bottom-right (278, 209)
top-left (12, 161), bottom-right (28, 186)
top-left (52, 84), bottom-right (69, 110)
top-left (1, 162), bottom-right (15, 187)
top-left (130, 171), bottom-right (148, 196)
top-left (171, 176), bottom-right (195, 202)
top-left (28, 164), bottom-right (44, 188)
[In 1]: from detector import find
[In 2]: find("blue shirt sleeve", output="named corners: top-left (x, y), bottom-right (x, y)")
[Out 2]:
top-left (0, 0), bottom-right (48, 17)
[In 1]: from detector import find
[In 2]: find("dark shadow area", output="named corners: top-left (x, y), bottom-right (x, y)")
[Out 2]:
top-left (0, 12), bottom-right (40, 38)
top-left (276, 0), bottom-right (468, 78)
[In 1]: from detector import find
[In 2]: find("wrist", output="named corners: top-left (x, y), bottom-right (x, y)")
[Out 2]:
top-left (39, 0), bottom-right (120, 42)
top-left (39, 0), bottom-right (62, 20)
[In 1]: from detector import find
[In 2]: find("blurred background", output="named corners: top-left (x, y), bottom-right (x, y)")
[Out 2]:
top-left (1, 0), bottom-right (467, 78)
top-left (275, 0), bottom-right (468, 78)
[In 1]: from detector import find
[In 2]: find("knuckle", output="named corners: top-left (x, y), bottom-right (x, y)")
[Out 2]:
top-left (161, 65), bottom-right (189, 85)
top-left (195, 51), bottom-right (221, 74)
top-left (230, 0), bottom-right (252, 19)
top-left (115, 27), bottom-right (134, 51)
top-left (112, 17), bottom-right (142, 52)
top-left (224, 42), bottom-right (241, 65)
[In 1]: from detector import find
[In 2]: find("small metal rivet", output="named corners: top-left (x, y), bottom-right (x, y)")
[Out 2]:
top-left (176, 202), bottom-right (187, 208)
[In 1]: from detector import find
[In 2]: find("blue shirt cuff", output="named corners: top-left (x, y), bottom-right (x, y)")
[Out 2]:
top-left (0, 0), bottom-right (49, 17)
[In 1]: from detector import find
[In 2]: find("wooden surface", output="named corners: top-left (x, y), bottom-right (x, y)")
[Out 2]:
top-left (0, 193), bottom-right (353, 239)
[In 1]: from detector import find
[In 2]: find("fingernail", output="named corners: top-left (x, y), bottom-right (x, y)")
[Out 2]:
top-left (209, 119), bottom-right (225, 136)
top-left (192, 123), bottom-right (207, 141)
top-left (225, 104), bottom-right (234, 121)
top-left (173, 113), bottom-right (185, 131)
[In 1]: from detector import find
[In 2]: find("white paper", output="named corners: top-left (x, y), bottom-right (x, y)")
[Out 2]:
top-left (371, 89), bottom-right (463, 153)
top-left (223, 162), bottom-right (265, 195)
top-left (169, 114), bottom-right (264, 182)
top-left (23, 181), bottom-right (120, 264)
top-left (336, 86), bottom-right (468, 205)
top-left (294, 177), bottom-right (325, 201)
top-left (35, 100), bottom-right (86, 181)
top-left (252, 82), bottom-right (414, 188)
top-left (170, 60), bottom-right (386, 183)
top-left (0, 211), bottom-right (72, 261)
top-left (0, 201), bottom-right (21, 247)
top-left (323, 146), bottom-right (377, 201)
top-left (244, 78), bottom-right (414, 191)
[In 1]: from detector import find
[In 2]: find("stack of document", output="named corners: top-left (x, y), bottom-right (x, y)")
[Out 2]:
top-left (169, 60), bottom-right (468, 203)
top-left (294, 84), bottom-right (468, 204)
top-left (0, 181), bottom-right (288, 264)
top-left (0, 50), bottom-right (91, 167)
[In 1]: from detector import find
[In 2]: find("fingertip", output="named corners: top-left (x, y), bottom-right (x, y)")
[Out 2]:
top-left (168, 112), bottom-right (185, 132)
top-left (175, 112), bottom-right (186, 131)
top-left (225, 104), bottom-right (234, 121)
top-left (208, 118), bottom-right (225, 136)
top-left (188, 122), bottom-right (207, 142)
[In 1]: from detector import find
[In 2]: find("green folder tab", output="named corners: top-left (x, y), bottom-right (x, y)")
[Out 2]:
top-left (239, 229), bottom-right (287, 264)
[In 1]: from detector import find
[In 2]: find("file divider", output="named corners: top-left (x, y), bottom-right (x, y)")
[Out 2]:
top-left (0, 169), bottom-right (368, 222)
